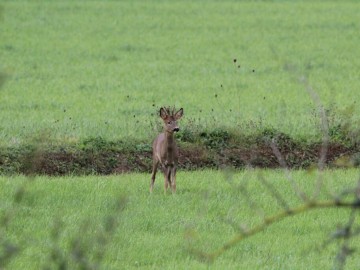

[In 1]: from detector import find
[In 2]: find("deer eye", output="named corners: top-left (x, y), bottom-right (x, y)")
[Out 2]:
top-left (167, 121), bottom-right (172, 125)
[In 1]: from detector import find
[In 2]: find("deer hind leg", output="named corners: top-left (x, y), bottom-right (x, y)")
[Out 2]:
top-left (150, 160), bottom-right (159, 193)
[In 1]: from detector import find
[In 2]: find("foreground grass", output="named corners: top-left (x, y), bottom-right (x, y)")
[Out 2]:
top-left (1, 1), bottom-right (360, 145)
top-left (1, 169), bottom-right (359, 269)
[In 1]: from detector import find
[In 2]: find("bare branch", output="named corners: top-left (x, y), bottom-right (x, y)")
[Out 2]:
top-left (299, 76), bottom-right (329, 200)
top-left (332, 209), bottom-right (357, 270)
top-left (221, 215), bottom-right (249, 236)
top-left (269, 139), bottom-right (308, 201)
top-left (257, 173), bottom-right (290, 212)
top-left (193, 199), bottom-right (359, 262)
top-left (239, 179), bottom-right (265, 219)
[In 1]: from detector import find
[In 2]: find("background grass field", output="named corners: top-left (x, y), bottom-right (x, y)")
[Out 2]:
top-left (1, 1), bottom-right (360, 145)
top-left (1, 2), bottom-right (360, 269)
top-left (1, 169), bottom-right (359, 269)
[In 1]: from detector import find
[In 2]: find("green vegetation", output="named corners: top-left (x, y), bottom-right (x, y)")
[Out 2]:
top-left (0, 130), bottom-right (357, 175)
top-left (1, 169), bottom-right (359, 269)
top-left (1, 2), bottom-right (360, 268)
top-left (1, 1), bottom-right (360, 147)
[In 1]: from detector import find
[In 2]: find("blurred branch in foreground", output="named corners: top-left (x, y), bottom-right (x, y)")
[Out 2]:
top-left (187, 75), bottom-right (360, 270)
top-left (189, 192), bottom-right (359, 263)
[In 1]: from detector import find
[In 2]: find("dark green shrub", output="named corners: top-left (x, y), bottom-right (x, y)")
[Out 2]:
top-left (200, 129), bottom-right (230, 150)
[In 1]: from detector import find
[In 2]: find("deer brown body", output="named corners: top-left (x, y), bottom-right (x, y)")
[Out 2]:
top-left (150, 107), bottom-right (183, 193)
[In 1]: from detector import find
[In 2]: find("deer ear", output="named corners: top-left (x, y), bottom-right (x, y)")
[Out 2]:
top-left (175, 108), bottom-right (183, 120)
top-left (160, 107), bottom-right (168, 119)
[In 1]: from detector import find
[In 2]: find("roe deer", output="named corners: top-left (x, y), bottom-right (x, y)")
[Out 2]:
top-left (150, 107), bottom-right (183, 193)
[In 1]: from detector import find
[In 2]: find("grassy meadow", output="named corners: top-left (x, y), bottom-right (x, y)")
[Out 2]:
top-left (1, 1), bottom-right (360, 146)
top-left (1, 1), bottom-right (360, 269)
top-left (1, 169), bottom-right (359, 269)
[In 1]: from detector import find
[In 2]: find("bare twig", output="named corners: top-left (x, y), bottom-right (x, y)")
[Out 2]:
top-left (299, 76), bottom-right (329, 200)
top-left (270, 139), bottom-right (308, 201)
top-left (192, 198), bottom-right (359, 262)
top-left (257, 173), bottom-right (290, 212)
top-left (239, 178), bottom-right (265, 219)
top-left (332, 209), bottom-right (357, 270)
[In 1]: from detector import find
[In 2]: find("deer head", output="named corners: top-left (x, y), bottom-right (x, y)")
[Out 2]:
top-left (159, 107), bottom-right (183, 133)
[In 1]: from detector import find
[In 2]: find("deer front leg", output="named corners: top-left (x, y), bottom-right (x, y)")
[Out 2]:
top-left (170, 167), bottom-right (176, 193)
top-left (163, 166), bottom-right (171, 194)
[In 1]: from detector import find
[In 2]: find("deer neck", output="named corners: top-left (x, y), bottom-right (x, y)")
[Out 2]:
top-left (164, 130), bottom-right (175, 149)
top-left (162, 131), bottom-right (176, 164)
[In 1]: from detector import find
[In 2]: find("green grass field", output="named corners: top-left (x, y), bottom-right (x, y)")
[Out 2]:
top-left (1, 1), bottom-right (360, 145)
top-left (1, 2), bottom-right (360, 269)
top-left (1, 169), bottom-right (359, 269)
